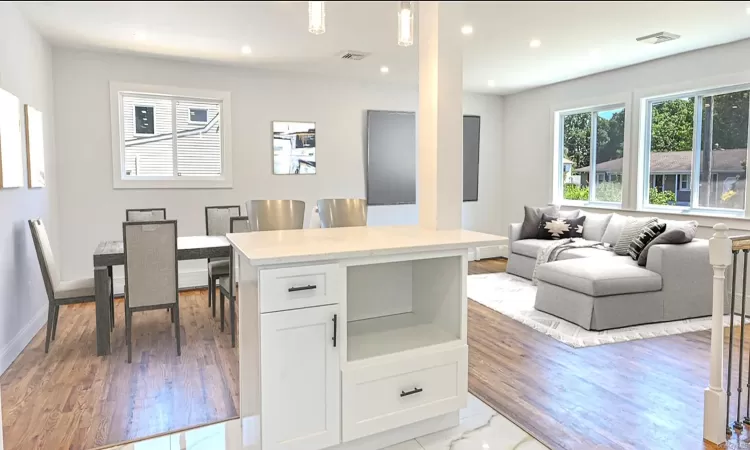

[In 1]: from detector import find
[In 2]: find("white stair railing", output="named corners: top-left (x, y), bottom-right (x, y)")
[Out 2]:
top-left (705, 223), bottom-right (731, 444)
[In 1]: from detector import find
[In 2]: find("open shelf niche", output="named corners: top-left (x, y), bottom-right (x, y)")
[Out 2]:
top-left (346, 255), bottom-right (462, 362)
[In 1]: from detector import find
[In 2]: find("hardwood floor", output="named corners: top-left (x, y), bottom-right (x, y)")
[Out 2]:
top-left (0, 290), bottom-right (238, 450)
top-left (467, 258), bottom-right (748, 450)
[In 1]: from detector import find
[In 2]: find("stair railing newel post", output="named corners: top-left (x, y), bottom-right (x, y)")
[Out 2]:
top-left (704, 223), bottom-right (731, 445)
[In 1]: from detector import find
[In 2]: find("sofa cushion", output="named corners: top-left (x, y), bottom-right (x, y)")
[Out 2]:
top-left (555, 247), bottom-right (617, 261)
top-left (537, 214), bottom-right (585, 240)
top-left (582, 212), bottom-right (613, 242)
top-left (535, 258), bottom-right (662, 297)
top-left (628, 221), bottom-right (667, 261)
top-left (601, 213), bottom-right (627, 245)
top-left (512, 239), bottom-right (602, 259)
top-left (521, 205), bottom-right (559, 240)
top-left (637, 220), bottom-right (698, 266)
top-left (613, 217), bottom-right (656, 256)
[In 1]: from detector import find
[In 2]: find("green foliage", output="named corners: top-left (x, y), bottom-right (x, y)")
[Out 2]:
top-left (563, 183), bottom-right (588, 201)
top-left (563, 113), bottom-right (591, 169)
top-left (563, 182), bottom-right (622, 202)
top-left (650, 98), bottom-right (694, 153)
top-left (648, 187), bottom-right (676, 205)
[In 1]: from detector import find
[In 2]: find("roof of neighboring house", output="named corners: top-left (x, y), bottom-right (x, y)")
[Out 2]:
top-left (576, 148), bottom-right (747, 174)
top-left (124, 112), bottom-right (219, 147)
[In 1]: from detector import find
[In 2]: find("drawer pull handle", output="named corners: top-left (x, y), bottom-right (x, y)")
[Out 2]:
top-left (332, 314), bottom-right (338, 348)
top-left (400, 387), bottom-right (423, 398)
top-left (288, 284), bottom-right (317, 292)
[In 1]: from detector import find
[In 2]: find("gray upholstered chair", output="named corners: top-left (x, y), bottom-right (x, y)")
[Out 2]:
top-left (205, 205), bottom-right (241, 316)
top-left (217, 215), bottom-right (250, 347)
top-left (317, 198), bottom-right (367, 228)
top-left (245, 200), bottom-right (305, 231)
top-left (28, 219), bottom-right (101, 353)
top-left (123, 220), bottom-right (179, 363)
top-left (125, 208), bottom-right (167, 221)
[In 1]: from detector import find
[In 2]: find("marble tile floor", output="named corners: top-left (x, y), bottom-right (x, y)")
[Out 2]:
top-left (105, 394), bottom-right (547, 450)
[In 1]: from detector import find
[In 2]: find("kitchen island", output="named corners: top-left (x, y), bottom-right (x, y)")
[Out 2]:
top-left (226, 225), bottom-right (506, 450)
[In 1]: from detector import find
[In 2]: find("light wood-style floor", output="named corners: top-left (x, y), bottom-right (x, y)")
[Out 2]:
top-left (467, 258), bottom-right (750, 450)
top-left (0, 290), bottom-right (239, 450)
top-left (3, 259), bottom-right (746, 450)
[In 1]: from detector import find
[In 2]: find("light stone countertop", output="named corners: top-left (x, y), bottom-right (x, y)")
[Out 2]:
top-left (226, 225), bottom-right (507, 266)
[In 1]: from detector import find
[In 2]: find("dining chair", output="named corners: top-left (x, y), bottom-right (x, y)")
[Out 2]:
top-left (317, 198), bottom-right (367, 228)
top-left (216, 215), bottom-right (250, 347)
top-left (205, 205), bottom-right (241, 316)
top-left (125, 208), bottom-right (167, 221)
top-left (122, 220), bottom-right (179, 363)
top-left (29, 219), bottom-right (104, 353)
top-left (245, 200), bottom-right (305, 231)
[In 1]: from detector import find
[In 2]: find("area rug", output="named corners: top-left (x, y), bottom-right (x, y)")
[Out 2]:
top-left (467, 272), bottom-right (740, 348)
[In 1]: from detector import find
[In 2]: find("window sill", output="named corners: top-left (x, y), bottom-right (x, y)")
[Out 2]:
top-left (113, 177), bottom-right (232, 190)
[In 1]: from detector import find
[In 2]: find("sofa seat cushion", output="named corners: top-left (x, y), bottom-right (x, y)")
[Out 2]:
top-left (536, 258), bottom-right (662, 297)
top-left (555, 247), bottom-right (617, 261)
top-left (512, 239), bottom-right (602, 259)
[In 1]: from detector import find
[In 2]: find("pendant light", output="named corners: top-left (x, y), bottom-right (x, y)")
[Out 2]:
top-left (397, 1), bottom-right (414, 47)
top-left (309, 1), bottom-right (326, 35)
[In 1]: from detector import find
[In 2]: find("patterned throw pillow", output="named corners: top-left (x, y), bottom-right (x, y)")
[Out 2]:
top-left (628, 221), bottom-right (667, 260)
top-left (537, 214), bottom-right (585, 240)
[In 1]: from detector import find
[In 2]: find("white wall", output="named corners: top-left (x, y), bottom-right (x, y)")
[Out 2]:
top-left (0, 3), bottom-right (58, 372)
top-left (52, 49), bottom-right (503, 284)
top-left (501, 38), bottom-right (750, 239)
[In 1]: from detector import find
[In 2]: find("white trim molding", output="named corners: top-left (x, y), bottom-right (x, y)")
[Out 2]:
top-left (109, 81), bottom-right (233, 189)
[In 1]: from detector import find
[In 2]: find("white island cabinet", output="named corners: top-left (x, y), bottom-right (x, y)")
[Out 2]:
top-left (226, 226), bottom-right (506, 450)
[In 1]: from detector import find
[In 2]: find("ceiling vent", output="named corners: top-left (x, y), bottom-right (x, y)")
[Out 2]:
top-left (636, 31), bottom-right (680, 45)
top-left (338, 50), bottom-right (370, 61)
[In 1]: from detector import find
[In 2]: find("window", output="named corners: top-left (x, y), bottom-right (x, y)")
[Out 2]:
top-left (557, 105), bottom-right (626, 204)
top-left (644, 86), bottom-right (749, 213)
top-left (189, 107), bottom-right (208, 124)
top-left (111, 83), bottom-right (231, 188)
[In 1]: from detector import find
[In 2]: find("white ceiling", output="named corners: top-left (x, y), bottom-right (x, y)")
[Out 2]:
top-left (15, 1), bottom-right (750, 94)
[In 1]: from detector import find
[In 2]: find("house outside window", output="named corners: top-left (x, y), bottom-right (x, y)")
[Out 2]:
top-left (111, 83), bottom-right (232, 189)
top-left (555, 104), bottom-right (626, 205)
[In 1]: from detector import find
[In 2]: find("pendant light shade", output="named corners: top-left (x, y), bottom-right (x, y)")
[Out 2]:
top-left (397, 1), bottom-right (414, 47)
top-left (309, 1), bottom-right (326, 35)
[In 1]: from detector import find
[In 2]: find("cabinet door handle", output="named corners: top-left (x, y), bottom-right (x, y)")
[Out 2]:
top-left (332, 314), bottom-right (338, 348)
top-left (400, 387), bottom-right (423, 397)
top-left (288, 284), bottom-right (317, 292)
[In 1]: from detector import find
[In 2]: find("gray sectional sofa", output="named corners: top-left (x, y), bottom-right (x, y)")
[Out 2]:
top-left (507, 213), bottom-right (716, 331)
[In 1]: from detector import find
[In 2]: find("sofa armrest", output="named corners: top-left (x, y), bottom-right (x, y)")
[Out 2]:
top-left (646, 240), bottom-right (709, 277)
top-left (508, 223), bottom-right (522, 254)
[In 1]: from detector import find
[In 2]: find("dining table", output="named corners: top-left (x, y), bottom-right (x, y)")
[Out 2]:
top-left (93, 235), bottom-right (231, 356)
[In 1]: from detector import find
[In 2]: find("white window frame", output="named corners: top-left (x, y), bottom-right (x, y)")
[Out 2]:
top-left (639, 83), bottom-right (750, 217)
top-left (133, 105), bottom-right (155, 136)
top-left (110, 82), bottom-right (232, 189)
top-left (188, 107), bottom-right (209, 125)
top-left (552, 93), bottom-right (631, 208)
top-left (679, 174), bottom-right (691, 191)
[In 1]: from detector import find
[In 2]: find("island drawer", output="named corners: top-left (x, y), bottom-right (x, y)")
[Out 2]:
top-left (259, 263), bottom-right (343, 313)
top-left (342, 345), bottom-right (467, 442)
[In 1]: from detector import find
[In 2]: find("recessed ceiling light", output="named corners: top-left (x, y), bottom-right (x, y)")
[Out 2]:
top-left (241, 45), bottom-right (252, 55)
top-left (461, 25), bottom-right (473, 35)
top-left (529, 39), bottom-right (541, 48)
top-left (380, 66), bottom-right (389, 74)
top-left (487, 80), bottom-right (495, 87)
top-left (134, 31), bottom-right (147, 41)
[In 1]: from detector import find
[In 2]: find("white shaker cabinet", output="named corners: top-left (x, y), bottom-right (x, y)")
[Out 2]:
top-left (260, 304), bottom-right (341, 450)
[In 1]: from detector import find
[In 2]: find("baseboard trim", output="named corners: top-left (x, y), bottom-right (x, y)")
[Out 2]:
top-left (476, 245), bottom-right (508, 260)
top-left (0, 307), bottom-right (47, 374)
top-left (113, 269), bottom-right (209, 296)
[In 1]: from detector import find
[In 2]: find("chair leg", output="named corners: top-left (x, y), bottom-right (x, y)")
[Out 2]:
top-left (211, 276), bottom-right (217, 318)
top-left (126, 308), bottom-right (132, 364)
top-left (51, 305), bottom-right (60, 341)
top-left (44, 304), bottom-right (54, 354)
top-left (109, 266), bottom-right (115, 330)
top-left (207, 274), bottom-right (212, 308)
top-left (174, 304), bottom-right (181, 357)
top-left (220, 292), bottom-right (225, 332)
top-left (230, 294), bottom-right (236, 348)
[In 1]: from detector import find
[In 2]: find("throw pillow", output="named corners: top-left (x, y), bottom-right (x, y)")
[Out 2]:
top-left (559, 209), bottom-right (580, 219)
top-left (601, 213), bottom-right (628, 246)
top-left (637, 220), bottom-right (698, 266)
top-left (520, 205), bottom-right (559, 240)
top-left (537, 213), bottom-right (585, 240)
top-left (582, 212), bottom-right (613, 242)
top-left (613, 217), bottom-right (657, 255)
top-left (628, 221), bottom-right (667, 261)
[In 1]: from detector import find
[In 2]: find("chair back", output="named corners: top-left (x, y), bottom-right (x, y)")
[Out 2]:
top-left (28, 219), bottom-right (59, 301)
top-left (245, 200), bottom-right (305, 231)
top-left (123, 220), bottom-right (178, 309)
top-left (126, 208), bottom-right (166, 222)
top-left (317, 198), bottom-right (367, 228)
top-left (205, 205), bottom-right (241, 236)
top-left (230, 215), bottom-right (252, 233)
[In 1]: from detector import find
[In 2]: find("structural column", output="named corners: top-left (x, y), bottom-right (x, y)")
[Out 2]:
top-left (417, 1), bottom-right (463, 230)
top-left (705, 223), bottom-right (731, 444)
